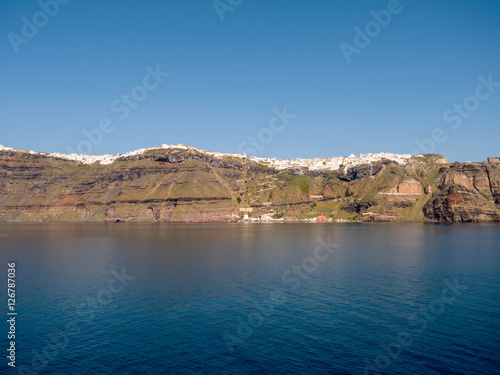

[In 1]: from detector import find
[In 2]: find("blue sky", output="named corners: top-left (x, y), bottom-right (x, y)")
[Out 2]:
top-left (1, 0), bottom-right (499, 162)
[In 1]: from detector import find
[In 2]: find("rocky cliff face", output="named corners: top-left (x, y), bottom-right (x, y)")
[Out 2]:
top-left (0, 149), bottom-right (241, 222)
top-left (423, 163), bottom-right (500, 222)
top-left (377, 177), bottom-right (422, 201)
top-left (0, 148), bottom-right (499, 223)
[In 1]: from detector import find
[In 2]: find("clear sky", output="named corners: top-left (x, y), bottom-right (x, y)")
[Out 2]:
top-left (1, 0), bottom-right (499, 162)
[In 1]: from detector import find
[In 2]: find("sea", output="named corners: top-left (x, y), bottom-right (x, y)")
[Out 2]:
top-left (0, 222), bottom-right (499, 374)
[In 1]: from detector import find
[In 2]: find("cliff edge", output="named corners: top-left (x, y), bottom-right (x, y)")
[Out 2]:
top-left (1, 147), bottom-right (499, 223)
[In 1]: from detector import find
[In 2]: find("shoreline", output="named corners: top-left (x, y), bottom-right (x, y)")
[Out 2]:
top-left (1, 220), bottom-right (498, 225)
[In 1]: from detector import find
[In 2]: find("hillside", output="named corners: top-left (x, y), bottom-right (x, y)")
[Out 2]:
top-left (0, 146), bottom-right (499, 223)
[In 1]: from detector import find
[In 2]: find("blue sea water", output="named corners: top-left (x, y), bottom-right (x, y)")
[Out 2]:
top-left (0, 223), bottom-right (499, 375)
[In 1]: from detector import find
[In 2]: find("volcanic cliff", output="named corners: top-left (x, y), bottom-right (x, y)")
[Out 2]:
top-left (0, 146), bottom-right (499, 223)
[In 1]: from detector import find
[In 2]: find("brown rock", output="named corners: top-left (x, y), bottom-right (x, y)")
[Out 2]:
top-left (377, 178), bottom-right (422, 201)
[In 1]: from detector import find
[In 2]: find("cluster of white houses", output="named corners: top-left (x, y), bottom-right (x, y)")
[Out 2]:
top-left (1, 143), bottom-right (413, 170)
top-left (240, 152), bottom-right (412, 171)
top-left (3, 143), bottom-right (499, 170)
